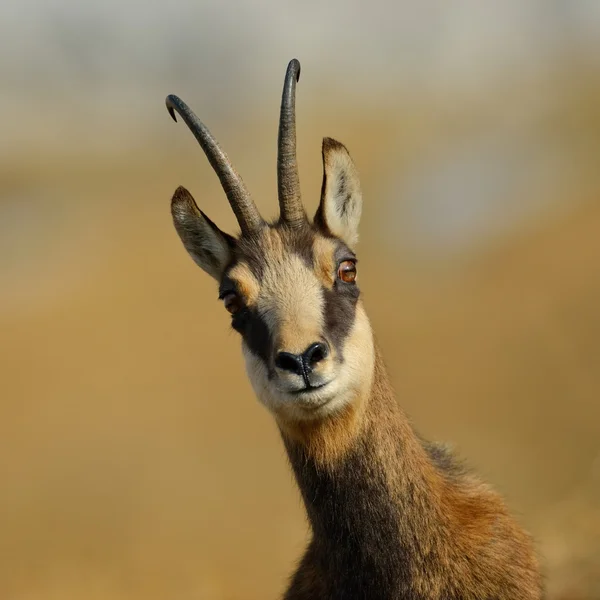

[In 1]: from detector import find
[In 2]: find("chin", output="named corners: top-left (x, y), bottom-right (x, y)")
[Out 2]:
top-left (280, 382), bottom-right (342, 417)
top-left (242, 351), bottom-right (360, 422)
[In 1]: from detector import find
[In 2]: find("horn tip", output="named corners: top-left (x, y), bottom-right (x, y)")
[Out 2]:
top-left (165, 95), bottom-right (179, 122)
top-left (288, 58), bottom-right (301, 82)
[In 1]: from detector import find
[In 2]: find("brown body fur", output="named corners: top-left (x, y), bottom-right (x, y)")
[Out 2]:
top-left (282, 348), bottom-right (543, 600)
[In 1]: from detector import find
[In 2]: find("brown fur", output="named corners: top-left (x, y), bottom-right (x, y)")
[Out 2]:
top-left (282, 347), bottom-right (543, 599)
top-left (277, 399), bottom-right (364, 466)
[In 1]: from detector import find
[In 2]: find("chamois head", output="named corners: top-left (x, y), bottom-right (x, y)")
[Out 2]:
top-left (167, 60), bottom-right (374, 424)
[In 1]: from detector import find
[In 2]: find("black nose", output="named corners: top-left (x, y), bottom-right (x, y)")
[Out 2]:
top-left (275, 352), bottom-right (304, 376)
top-left (275, 342), bottom-right (329, 376)
top-left (302, 342), bottom-right (329, 370)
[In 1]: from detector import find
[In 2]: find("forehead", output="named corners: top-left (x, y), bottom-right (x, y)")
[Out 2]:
top-left (221, 225), bottom-right (351, 299)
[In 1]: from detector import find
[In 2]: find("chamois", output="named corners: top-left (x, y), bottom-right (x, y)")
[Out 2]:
top-left (165, 59), bottom-right (543, 599)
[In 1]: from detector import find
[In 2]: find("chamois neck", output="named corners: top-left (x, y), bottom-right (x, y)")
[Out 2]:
top-left (282, 345), bottom-right (446, 545)
top-left (281, 348), bottom-right (543, 599)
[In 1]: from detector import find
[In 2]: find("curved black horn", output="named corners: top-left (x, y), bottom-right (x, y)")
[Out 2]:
top-left (277, 59), bottom-right (306, 227)
top-left (166, 95), bottom-right (263, 235)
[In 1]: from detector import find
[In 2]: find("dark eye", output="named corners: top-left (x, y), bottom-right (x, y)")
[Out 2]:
top-left (222, 292), bottom-right (243, 315)
top-left (337, 260), bottom-right (357, 283)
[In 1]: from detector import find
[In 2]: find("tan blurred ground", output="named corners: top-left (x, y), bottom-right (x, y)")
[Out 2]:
top-left (1, 83), bottom-right (600, 599)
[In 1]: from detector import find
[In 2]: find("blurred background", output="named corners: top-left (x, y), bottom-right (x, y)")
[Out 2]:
top-left (1, 1), bottom-right (599, 598)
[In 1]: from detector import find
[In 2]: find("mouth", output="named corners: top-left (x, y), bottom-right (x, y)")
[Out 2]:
top-left (284, 381), bottom-right (335, 411)
top-left (289, 382), bottom-right (329, 396)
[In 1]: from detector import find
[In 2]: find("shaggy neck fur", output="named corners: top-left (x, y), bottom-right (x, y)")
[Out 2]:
top-left (281, 346), bottom-right (542, 600)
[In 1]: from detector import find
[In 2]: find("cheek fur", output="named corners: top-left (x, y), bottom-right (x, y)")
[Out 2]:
top-left (340, 304), bottom-right (374, 389)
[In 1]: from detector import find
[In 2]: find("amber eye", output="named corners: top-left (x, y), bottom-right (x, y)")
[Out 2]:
top-left (222, 292), bottom-right (242, 315)
top-left (338, 260), bottom-right (357, 283)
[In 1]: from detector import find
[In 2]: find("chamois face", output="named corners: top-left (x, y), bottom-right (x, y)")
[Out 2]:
top-left (171, 138), bottom-right (375, 422)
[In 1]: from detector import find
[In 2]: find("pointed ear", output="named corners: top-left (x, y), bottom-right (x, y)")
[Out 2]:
top-left (314, 138), bottom-right (363, 247)
top-left (171, 186), bottom-right (235, 280)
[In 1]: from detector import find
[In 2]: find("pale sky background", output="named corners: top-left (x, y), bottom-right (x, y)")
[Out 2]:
top-left (2, 1), bottom-right (599, 111)
top-left (1, 0), bottom-right (599, 255)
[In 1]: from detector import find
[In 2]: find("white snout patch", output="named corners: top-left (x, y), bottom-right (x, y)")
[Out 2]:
top-left (243, 302), bottom-right (374, 423)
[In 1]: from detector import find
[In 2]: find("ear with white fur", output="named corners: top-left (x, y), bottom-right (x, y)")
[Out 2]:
top-left (170, 186), bottom-right (235, 280)
top-left (314, 137), bottom-right (363, 247)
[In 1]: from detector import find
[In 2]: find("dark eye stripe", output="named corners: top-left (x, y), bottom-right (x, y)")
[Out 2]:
top-left (235, 307), bottom-right (273, 369)
top-left (322, 281), bottom-right (359, 360)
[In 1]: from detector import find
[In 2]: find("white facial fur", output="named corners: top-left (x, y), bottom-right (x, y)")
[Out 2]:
top-left (242, 302), bottom-right (375, 423)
